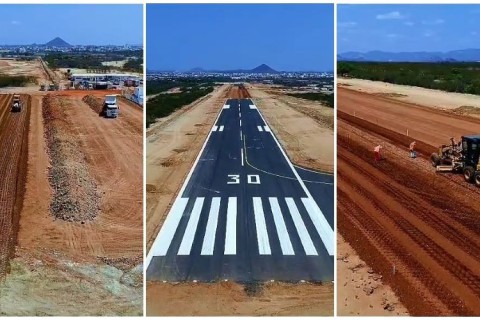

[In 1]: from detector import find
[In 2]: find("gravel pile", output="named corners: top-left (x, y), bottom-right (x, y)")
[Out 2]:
top-left (43, 95), bottom-right (100, 222)
top-left (82, 95), bottom-right (103, 115)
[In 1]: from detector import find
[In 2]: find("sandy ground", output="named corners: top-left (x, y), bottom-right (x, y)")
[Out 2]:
top-left (337, 234), bottom-right (409, 316)
top-left (146, 84), bottom-right (333, 316)
top-left (0, 85), bottom-right (143, 315)
top-left (338, 86), bottom-right (480, 316)
top-left (147, 281), bottom-right (333, 316)
top-left (0, 58), bottom-right (49, 85)
top-left (247, 83), bottom-right (334, 173)
top-left (339, 77), bottom-right (480, 111)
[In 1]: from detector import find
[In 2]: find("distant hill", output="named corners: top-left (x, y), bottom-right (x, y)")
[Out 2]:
top-left (250, 64), bottom-right (278, 73)
top-left (45, 37), bottom-right (72, 47)
top-left (338, 49), bottom-right (480, 62)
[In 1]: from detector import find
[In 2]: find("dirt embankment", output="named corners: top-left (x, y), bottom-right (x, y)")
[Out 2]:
top-left (338, 88), bottom-right (480, 315)
top-left (247, 84), bottom-right (334, 173)
top-left (82, 95), bottom-right (103, 115)
top-left (0, 94), bottom-right (30, 280)
top-left (147, 281), bottom-right (333, 316)
top-left (43, 95), bottom-right (100, 222)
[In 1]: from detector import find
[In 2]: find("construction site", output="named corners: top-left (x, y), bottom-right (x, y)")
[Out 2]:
top-left (337, 79), bottom-right (480, 316)
top-left (0, 58), bottom-right (143, 315)
top-left (146, 83), bottom-right (334, 315)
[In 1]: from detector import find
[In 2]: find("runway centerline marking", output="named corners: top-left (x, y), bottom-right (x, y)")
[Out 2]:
top-left (241, 148), bottom-right (244, 166)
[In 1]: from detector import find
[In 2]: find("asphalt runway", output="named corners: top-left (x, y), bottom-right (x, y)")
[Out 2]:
top-left (147, 98), bottom-right (334, 282)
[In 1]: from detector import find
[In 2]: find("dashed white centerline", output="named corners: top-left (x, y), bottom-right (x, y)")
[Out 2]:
top-left (240, 119), bottom-right (242, 127)
top-left (241, 148), bottom-right (244, 166)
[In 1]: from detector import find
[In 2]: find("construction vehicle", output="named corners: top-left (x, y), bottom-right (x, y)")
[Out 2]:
top-left (48, 83), bottom-right (55, 91)
top-left (40, 84), bottom-right (45, 91)
top-left (102, 95), bottom-right (119, 118)
top-left (431, 135), bottom-right (480, 186)
top-left (11, 94), bottom-right (22, 112)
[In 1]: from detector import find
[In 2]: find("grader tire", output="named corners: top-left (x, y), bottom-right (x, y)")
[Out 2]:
top-left (464, 166), bottom-right (475, 182)
top-left (431, 153), bottom-right (441, 167)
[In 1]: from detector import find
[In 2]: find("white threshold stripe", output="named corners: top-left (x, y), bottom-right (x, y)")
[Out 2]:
top-left (269, 197), bottom-right (295, 255)
top-left (249, 104), bottom-right (257, 109)
top-left (224, 197), bottom-right (237, 255)
top-left (146, 103), bottom-right (225, 268)
top-left (264, 126), bottom-right (271, 132)
top-left (253, 198), bottom-right (271, 255)
top-left (219, 125), bottom-right (224, 132)
top-left (301, 198), bottom-right (334, 256)
top-left (201, 197), bottom-right (221, 255)
top-left (252, 98), bottom-right (334, 257)
top-left (178, 198), bottom-right (205, 255)
top-left (212, 125), bottom-right (218, 132)
top-left (223, 105), bottom-right (229, 109)
top-left (285, 198), bottom-right (318, 255)
top-left (257, 126), bottom-right (263, 132)
top-left (150, 198), bottom-right (189, 257)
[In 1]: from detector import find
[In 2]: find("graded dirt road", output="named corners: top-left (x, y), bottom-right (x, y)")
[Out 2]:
top-left (338, 87), bottom-right (480, 316)
top-left (146, 84), bottom-right (333, 316)
top-left (0, 94), bottom-right (30, 279)
top-left (19, 91), bottom-right (142, 259)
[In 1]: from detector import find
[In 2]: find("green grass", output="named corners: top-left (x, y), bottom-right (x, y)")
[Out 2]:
top-left (287, 92), bottom-right (334, 108)
top-left (146, 86), bottom-right (214, 128)
top-left (338, 61), bottom-right (480, 95)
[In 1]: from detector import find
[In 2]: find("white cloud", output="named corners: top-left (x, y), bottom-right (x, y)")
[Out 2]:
top-left (423, 30), bottom-right (435, 37)
top-left (422, 19), bottom-right (445, 25)
top-left (376, 11), bottom-right (405, 20)
top-left (11, 20), bottom-right (20, 25)
top-left (404, 21), bottom-right (415, 26)
top-left (338, 21), bottom-right (357, 28)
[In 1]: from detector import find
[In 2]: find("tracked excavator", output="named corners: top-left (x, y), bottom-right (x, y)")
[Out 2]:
top-left (431, 135), bottom-right (480, 186)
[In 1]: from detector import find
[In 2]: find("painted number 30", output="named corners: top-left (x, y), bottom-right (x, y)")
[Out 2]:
top-left (227, 174), bottom-right (261, 185)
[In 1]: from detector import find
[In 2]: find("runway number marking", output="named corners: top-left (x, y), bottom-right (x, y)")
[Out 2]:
top-left (227, 174), bottom-right (261, 185)
top-left (227, 174), bottom-right (240, 184)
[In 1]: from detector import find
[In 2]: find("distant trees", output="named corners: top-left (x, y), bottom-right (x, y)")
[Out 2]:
top-left (0, 75), bottom-right (34, 87)
top-left (337, 61), bottom-right (480, 95)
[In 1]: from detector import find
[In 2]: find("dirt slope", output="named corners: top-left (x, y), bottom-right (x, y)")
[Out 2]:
top-left (338, 88), bottom-right (480, 316)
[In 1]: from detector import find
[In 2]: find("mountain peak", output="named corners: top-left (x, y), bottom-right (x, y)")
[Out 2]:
top-left (45, 37), bottom-right (71, 47)
top-left (250, 64), bottom-right (278, 73)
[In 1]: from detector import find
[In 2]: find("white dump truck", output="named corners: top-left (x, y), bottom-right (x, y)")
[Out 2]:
top-left (102, 95), bottom-right (119, 118)
top-left (11, 94), bottom-right (22, 112)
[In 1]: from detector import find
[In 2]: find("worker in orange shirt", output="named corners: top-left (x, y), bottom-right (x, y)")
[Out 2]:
top-left (409, 141), bottom-right (417, 158)
top-left (374, 145), bottom-right (382, 161)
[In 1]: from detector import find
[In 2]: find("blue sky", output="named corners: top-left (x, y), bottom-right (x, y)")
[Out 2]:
top-left (338, 4), bottom-right (480, 53)
top-left (147, 4), bottom-right (334, 72)
top-left (0, 5), bottom-right (143, 45)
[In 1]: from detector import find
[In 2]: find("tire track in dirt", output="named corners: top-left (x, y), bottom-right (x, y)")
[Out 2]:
top-left (0, 94), bottom-right (30, 280)
top-left (337, 100), bottom-right (480, 315)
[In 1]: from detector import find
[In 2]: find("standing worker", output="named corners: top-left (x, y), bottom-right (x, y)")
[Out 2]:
top-left (374, 145), bottom-right (383, 161)
top-left (409, 141), bottom-right (417, 158)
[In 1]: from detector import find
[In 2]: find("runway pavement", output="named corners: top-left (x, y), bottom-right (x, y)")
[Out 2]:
top-left (146, 98), bottom-right (334, 282)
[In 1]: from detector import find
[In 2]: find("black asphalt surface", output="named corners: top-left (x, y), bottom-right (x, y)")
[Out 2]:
top-left (147, 98), bottom-right (334, 282)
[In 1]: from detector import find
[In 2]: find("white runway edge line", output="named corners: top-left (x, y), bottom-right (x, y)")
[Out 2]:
top-left (224, 197), bottom-right (237, 255)
top-left (269, 197), bottom-right (295, 255)
top-left (146, 100), bottom-right (227, 267)
top-left (178, 197), bottom-right (205, 255)
top-left (253, 197), bottom-right (271, 255)
top-left (252, 100), bottom-right (334, 256)
top-left (201, 197), bottom-right (221, 255)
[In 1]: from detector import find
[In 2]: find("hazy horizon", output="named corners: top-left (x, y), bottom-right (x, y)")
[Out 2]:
top-left (0, 4), bottom-right (143, 46)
